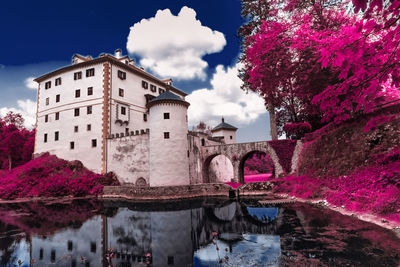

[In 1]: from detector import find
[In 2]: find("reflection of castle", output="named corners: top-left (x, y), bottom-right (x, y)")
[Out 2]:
top-left (29, 202), bottom-right (281, 267)
top-left (33, 50), bottom-right (238, 186)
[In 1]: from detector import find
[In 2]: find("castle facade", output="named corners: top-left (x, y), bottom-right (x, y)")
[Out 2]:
top-left (34, 50), bottom-right (237, 186)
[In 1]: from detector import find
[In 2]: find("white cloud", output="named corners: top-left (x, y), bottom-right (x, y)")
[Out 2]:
top-left (126, 6), bottom-right (226, 80)
top-left (24, 77), bottom-right (37, 90)
top-left (0, 99), bottom-right (37, 129)
top-left (187, 64), bottom-right (266, 128)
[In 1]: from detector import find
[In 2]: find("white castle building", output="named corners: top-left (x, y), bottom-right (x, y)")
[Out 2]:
top-left (34, 50), bottom-right (237, 186)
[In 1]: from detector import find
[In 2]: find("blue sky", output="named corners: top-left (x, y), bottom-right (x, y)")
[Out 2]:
top-left (0, 0), bottom-right (271, 142)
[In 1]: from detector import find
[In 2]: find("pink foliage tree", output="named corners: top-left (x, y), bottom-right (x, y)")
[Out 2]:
top-left (241, 0), bottom-right (400, 127)
top-left (0, 112), bottom-right (34, 169)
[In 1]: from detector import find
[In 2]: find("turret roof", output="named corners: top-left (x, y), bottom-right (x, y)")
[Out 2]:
top-left (211, 117), bottom-right (238, 132)
top-left (146, 90), bottom-right (190, 108)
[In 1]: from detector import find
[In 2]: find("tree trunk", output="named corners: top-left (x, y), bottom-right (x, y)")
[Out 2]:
top-left (268, 102), bottom-right (278, 140)
top-left (8, 154), bottom-right (12, 170)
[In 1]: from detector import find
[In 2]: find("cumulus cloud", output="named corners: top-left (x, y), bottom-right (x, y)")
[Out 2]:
top-left (0, 99), bottom-right (37, 129)
top-left (24, 77), bottom-right (37, 90)
top-left (126, 6), bottom-right (226, 80)
top-left (187, 64), bottom-right (266, 128)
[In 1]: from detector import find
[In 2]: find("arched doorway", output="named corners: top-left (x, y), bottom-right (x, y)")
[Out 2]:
top-left (239, 151), bottom-right (274, 184)
top-left (203, 154), bottom-right (234, 183)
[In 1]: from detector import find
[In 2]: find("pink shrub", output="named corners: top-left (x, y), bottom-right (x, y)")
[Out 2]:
top-left (364, 115), bottom-right (396, 132)
top-left (0, 153), bottom-right (119, 199)
top-left (267, 140), bottom-right (297, 173)
top-left (244, 152), bottom-right (274, 175)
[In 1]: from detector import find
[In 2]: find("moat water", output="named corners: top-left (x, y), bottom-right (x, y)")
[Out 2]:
top-left (0, 199), bottom-right (399, 267)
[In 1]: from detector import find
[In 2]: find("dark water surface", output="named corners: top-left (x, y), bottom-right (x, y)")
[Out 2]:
top-left (0, 199), bottom-right (399, 267)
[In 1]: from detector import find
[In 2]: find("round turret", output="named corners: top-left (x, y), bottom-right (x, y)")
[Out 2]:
top-left (147, 91), bottom-right (190, 186)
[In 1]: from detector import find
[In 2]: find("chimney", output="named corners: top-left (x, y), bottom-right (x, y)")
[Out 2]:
top-left (115, 49), bottom-right (122, 58)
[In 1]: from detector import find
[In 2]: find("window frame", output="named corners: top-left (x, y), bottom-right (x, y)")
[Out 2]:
top-left (55, 77), bottom-right (62, 86)
top-left (86, 68), bottom-right (95, 77)
top-left (56, 94), bottom-right (60, 103)
top-left (164, 112), bottom-right (170, 119)
top-left (55, 112), bottom-right (59, 120)
top-left (74, 108), bottom-right (80, 117)
top-left (45, 81), bottom-right (51, 89)
top-left (45, 97), bottom-right (49, 106)
top-left (121, 106), bottom-right (126, 115)
top-left (70, 141), bottom-right (75, 150)
top-left (75, 89), bottom-right (80, 98)
top-left (150, 84), bottom-right (157, 92)
top-left (87, 105), bottom-right (92, 114)
top-left (74, 71), bottom-right (82, 80)
top-left (87, 87), bottom-right (93, 96)
top-left (91, 139), bottom-right (97, 148)
top-left (54, 131), bottom-right (59, 141)
top-left (44, 133), bottom-right (48, 143)
top-left (118, 70), bottom-right (126, 80)
top-left (119, 88), bottom-right (124, 97)
top-left (142, 81), bottom-right (148, 89)
top-left (164, 132), bottom-right (170, 139)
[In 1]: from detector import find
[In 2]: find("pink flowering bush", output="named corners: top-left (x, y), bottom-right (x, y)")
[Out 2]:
top-left (268, 140), bottom-right (297, 173)
top-left (364, 114), bottom-right (397, 132)
top-left (269, 148), bottom-right (400, 222)
top-left (0, 153), bottom-right (119, 199)
top-left (244, 152), bottom-right (274, 175)
top-left (283, 122), bottom-right (312, 139)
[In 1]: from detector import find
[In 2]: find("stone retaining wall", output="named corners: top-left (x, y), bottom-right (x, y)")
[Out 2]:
top-left (102, 183), bottom-right (233, 201)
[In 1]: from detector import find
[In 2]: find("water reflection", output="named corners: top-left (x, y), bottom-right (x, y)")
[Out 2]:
top-left (0, 199), bottom-right (399, 266)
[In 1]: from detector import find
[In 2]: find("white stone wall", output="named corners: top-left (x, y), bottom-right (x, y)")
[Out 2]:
top-left (35, 63), bottom-right (104, 173)
top-left (109, 65), bottom-right (163, 135)
top-left (32, 215), bottom-right (102, 267)
top-left (212, 129), bottom-right (236, 144)
top-left (149, 103), bottom-right (189, 186)
top-left (106, 134), bottom-right (149, 184)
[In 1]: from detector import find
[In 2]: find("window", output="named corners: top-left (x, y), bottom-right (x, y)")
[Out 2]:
top-left (55, 131), bottom-right (59, 141)
top-left (70, 142), bottom-right (75, 150)
top-left (51, 250), bottom-right (56, 262)
top-left (39, 248), bottom-right (43, 260)
top-left (91, 139), bottom-right (97, 147)
top-left (125, 128), bottom-right (129, 135)
top-left (87, 87), bottom-right (93, 95)
top-left (164, 112), bottom-right (170, 119)
top-left (87, 106), bottom-right (92, 114)
top-left (45, 114), bottom-right (48, 123)
top-left (150, 84), bottom-right (156, 92)
top-left (121, 106), bottom-right (126, 115)
top-left (45, 81), bottom-right (51, 89)
top-left (44, 133), bottom-right (47, 143)
top-left (87, 124), bottom-right (91, 131)
top-left (201, 138), bottom-right (205, 146)
top-left (86, 68), bottom-right (95, 77)
top-left (46, 97), bottom-right (49, 106)
top-left (68, 241), bottom-right (73, 251)
top-left (118, 70), bottom-right (126, 80)
top-left (159, 88), bottom-right (165, 94)
top-left (75, 89), bottom-right (80, 98)
top-left (167, 256), bottom-right (174, 265)
top-left (142, 81), bottom-right (148, 89)
top-left (164, 132), bottom-right (170, 139)
top-left (56, 94), bottom-right (60, 103)
top-left (74, 108), bottom-right (79, 117)
top-left (55, 112), bottom-right (59, 120)
top-left (119, 88), bottom-right (124, 97)
top-left (74, 126), bottom-right (78, 132)
top-left (74, 71), bottom-right (82, 80)
top-left (143, 113), bottom-right (147, 121)
top-left (55, 77), bottom-right (61, 86)
top-left (90, 242), bottom-right (96, 253)
top-left (230, 135), bottom-right (233, 139)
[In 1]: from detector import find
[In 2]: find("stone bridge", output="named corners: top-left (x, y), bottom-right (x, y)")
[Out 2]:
top-left (200, 141), bottom-right (302, 183)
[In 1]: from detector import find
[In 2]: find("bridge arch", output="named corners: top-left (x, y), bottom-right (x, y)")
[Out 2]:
top-left (201, 141), bottom-right (285, 184)
top-left (238, 150), bottom-right (275, 184)
top-left (203, 153), bottom-right (234, 183)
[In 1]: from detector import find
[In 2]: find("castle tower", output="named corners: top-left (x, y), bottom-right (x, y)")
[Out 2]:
top-left (147, 91), bottom-right (190, 186)
top-left (211, 117), bottom-right (238, 144)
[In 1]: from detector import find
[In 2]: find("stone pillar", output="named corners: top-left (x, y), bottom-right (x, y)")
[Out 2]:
top-left (232, 160), bottom-right (240, 183)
